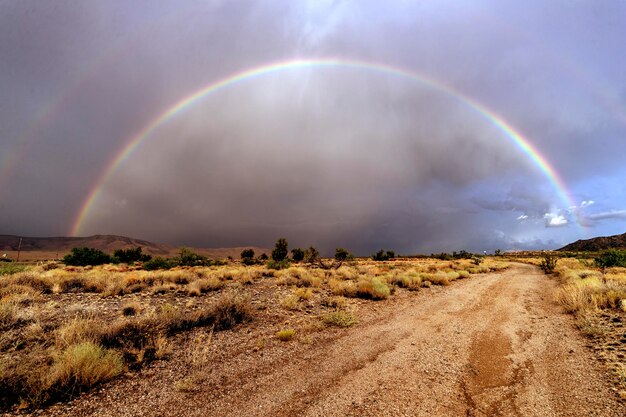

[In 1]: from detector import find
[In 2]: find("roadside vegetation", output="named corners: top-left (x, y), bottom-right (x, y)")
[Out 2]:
top-left (532, 250), bottom-right (626, 399)
top-left (0, 242), bottom-right (509, 412)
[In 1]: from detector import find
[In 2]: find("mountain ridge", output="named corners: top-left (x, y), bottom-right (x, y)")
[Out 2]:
top-left (558, 231), bottom-right (626, 252)
top-left (0, 234), bottom-right (268, 261)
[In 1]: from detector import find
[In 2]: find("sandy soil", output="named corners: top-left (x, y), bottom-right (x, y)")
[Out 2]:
top-left (34, 264), bottom-right (623, 416)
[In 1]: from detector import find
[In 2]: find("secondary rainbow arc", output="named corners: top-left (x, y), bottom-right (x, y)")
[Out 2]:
top-left (71, 58), bottom-right (580, 236)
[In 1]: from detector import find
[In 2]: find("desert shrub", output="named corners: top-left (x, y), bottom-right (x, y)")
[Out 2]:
top-left (424, 272), bottom-right (450, 286)
top-left (276, 329), bottom-right (295, 341)
top-left (187, 277), bottom-right (224, 295)
top-left (176, 248), bottom-right (207, 267)
top-left (281, 294), bottom-right (300, 310)
top-left (334, 248), bottom-right (352, 261)
top-left (58, 277), bottom-right (102, 293)
top-left (321, 296), bottom-right (347, 309)
top-left (329, 279), bottom-right (357, 297)
top-left (240, 249), bottom-right (255, 259)
top-left (539, 253), bottom-right (559, 274)
top-left (113, 247), bottom-right (151, 264)
top-left (267, 259), bottom-right (290, 270)
top-left (291, 248), bottom-right (305, 262)
top-left (63, 247), bottom-right (112, 266)
top-left (388, 272), bottom-right (422, 290)
top-left (121, 302), bottom-right (141, 317)
top-left (322, 310), bottom-right (357, 327)
top-left (3, 273), bottom-right (52, 294)
top-left (304, 246), bottom-right (320, 264)
top-left (55, 318), bottom-right (101, 347)
top-left (0, 352), bottom-right (49, 408)
top-left (458, 270), bottom-right (470, 279)
top-left (0, 263), bottom-right (28, 275)
top-left (595, 249), bottom-right (626, 269)
top-left (240, 249), bottom-right (258, 265)
top-left (0, 300), bottom-right (22, 331)
top-left (356, 278), bottom-right (390, 299)
top-left (371, 249), bottom-right (395, 261)
top-left (271, 238), bottom-right (289, 262)
top-left (209, 294), bottom-right (253, 330)
top-left (142, 257), bottom-right (173, 271)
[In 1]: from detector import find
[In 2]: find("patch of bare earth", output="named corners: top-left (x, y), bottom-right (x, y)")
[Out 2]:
top-left (25, 265), bottom-right (623, 416)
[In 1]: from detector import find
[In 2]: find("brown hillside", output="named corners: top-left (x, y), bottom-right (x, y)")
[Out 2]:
top-left (558, 231), bottom-right (626, 252)
top-left (0, 234), bottom-right (268, 261)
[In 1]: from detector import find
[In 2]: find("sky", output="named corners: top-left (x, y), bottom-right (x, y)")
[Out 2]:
top-left (1, 0), bottom-right (626, 255)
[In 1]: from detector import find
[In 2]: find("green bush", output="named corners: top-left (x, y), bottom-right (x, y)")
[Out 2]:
top-left (334, 248), bottom-right (352, 261)
top-left (539, 253), bottom-right (558, 274)
top-left (291, 248), bottom-right (305, 262)
top-left (371, 249), bottom-right (395, 261)
top-left (0, 263), bottom-right (28, 275)
top-left (113, 247), bottom-right (151, 264)
top-left (240, 248), bottom-right (256, 265)
top-left (63, 247), bottom-right (112, 266)
top-left (143, 257), bottom-right (174, 271)
top-left (594, 249), bottom-right (626, 269)
top-left (267, 259), bottom-right (290, 270)
top-left (176, 247), bottom-right (207, 267)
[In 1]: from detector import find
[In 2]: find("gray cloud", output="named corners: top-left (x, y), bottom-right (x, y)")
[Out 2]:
top-left (1, 0), bottom-right (625, 254)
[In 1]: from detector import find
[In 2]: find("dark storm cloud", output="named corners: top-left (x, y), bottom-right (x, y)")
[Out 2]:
top-left (2, 0), bottom-right (626, 253)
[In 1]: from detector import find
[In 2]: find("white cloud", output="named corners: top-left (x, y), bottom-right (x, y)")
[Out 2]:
top-left (544, 212), bottom-right (568, 227)
top-left (586, 210), bottom-right (626, 221)
top-left (580, 200), bottom-right (595, 208)
top-left (516, 214), bottom-right (528, 221)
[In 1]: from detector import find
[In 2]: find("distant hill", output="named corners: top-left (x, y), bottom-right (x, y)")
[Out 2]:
top-left (558, 232), bottom-right (626, 252)
top-left (0, 234), bottom-right (268, 261)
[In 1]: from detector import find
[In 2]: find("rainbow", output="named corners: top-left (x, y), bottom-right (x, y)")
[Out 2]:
top-left (71, 58), bottom-right (579, 236)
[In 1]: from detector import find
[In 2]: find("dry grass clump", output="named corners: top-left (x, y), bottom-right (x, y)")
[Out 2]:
top-left (387, 271), bottom-right (422, 290)
top-left (0, 299), bottom-right (22, 331)
top-left (47, 342), bottom-right (123, 393)
top-left (276, 267), bottom-right (322, 287)
top-left (1, 273), bottom-right (53, 294)
top-left (186, 277), bottom-right (224, 296)
top-left (423, 272), bottom-right (451, 286)
top-left (554, 261), bottom-right (626, 313)
top-left (329, 278), bottom-right (357, 297)
top-left (356, 277), bottom-right (390, 300)
top-left (57, 276), bottom-right (103, 293)
top-left (55, 318), bottom-right (101, 348)
top-left (322, 310), bottom-right (357, 327)
top-left (281, 288), bottom-right (314, 310)
top-left (321, 295), bottom-right (347, 309)
top-left (276, 329), bottom-right (295, 341)
top-left (121, 301), bottom-right (141, 316)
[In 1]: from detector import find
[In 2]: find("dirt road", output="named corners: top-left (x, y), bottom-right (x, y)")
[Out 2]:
top-left (42, 264), bottom-right (623, 416)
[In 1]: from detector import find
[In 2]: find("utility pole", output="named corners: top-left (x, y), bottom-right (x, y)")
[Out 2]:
top-left (16, 237), bottom-right (22, 262)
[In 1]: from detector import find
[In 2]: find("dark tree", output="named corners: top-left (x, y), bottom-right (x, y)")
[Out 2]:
top-left (271, 238), bottom-right (289, 262)
top-left (291, 248), bottom-right (305, 262)
top-left (177, 247), bottom-right (207, 266)
top-left (334, 247), bottom-right (351, 261)
top-left (240, 249), bottom-right (255, 260)
top-left (113, 247), bottom-right (151, 264)
top-left (63, 247), bottom-right (112, 266)
top-left (304, 246), bottom-right (320, 263)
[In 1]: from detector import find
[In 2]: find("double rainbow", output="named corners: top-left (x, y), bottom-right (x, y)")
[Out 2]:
top-left (71, 58), bottom-right (578, 235)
